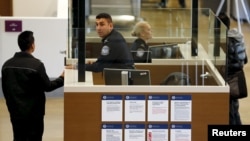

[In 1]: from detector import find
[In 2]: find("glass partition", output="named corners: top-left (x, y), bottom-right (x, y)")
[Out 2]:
top-left (67, 1), bottom-right (228, 86)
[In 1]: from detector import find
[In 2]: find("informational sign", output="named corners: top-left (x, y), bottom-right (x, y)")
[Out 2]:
top-left (125, 95), bottom-right (146, 121)
top-left (5, 20), bottom-right (22, 32)
top-left (170, 124), bottom-right (191, 141)
top-left (125, 124), bottom-right (145, 141)
top-left (101, 124), bottom-right (122, 141)
top-left (170, 95), bottom-right (192, 121)
top-left (101, 95), bottom-right (123, 121)
top-left (147, 95), bottom-right (169, 121)
top-left (147, 124), bottom-right (168, 141)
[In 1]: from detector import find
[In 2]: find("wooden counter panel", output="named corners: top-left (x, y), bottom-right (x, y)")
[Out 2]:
top-left (64, 92), bottom-right (229, 141)
top-left (191, 93), bottom-right (229, 141)
top-left (64, 93), bottom-right (102, 141)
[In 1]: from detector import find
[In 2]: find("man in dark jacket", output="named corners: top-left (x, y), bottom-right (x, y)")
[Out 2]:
top-left (1, 30), bottom-right (64, 141)
top-left (85, 13), bottom-right (135, 72)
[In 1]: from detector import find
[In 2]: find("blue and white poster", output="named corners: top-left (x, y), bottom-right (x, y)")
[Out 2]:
top-left (170, 124), bottom-right (191, 141)
top-left (147, 124), bottom-right (168, 141)
top-left (125, 95), bottom-right (146, 121)
top-left (125, 124), bottom-right (145, 141)
top-left (170, 95), bottom-right (192, 121)
top-left (148, 95), bottom-right (169, 121)
top-left (102, 95), bottom-right (123, 121)
top-left (101, 124), bottom-right (122, 141)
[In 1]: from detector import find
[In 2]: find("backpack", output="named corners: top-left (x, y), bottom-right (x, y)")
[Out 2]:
top-left (160, 72), bottom-right (191, 85)
top-left (227, 29), bottom-right (248, 70)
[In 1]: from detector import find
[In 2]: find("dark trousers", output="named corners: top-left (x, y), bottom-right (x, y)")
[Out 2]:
top-left (229, 98), bottom-right (242, 125)
top-left (11, 116), bottom-right (44, 141)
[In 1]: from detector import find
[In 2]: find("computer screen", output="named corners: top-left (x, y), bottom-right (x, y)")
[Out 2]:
top-left (149, 44), bottom-right (179, 58)
top-left (131, 50), bottom-right (152, 63)
top-left (103, 68), bottom-right (151, 85)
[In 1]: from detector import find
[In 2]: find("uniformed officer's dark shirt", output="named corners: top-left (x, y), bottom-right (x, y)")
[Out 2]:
top-left (130, 38), bottom-right (151, 63)
top-left (85, 29), bottom-right (134, 72)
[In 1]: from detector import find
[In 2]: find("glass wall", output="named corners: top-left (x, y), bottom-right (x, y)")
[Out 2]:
top-left (67, 0), bottom-right (228, 86)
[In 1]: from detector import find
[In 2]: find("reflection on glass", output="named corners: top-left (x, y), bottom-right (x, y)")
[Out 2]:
top-left (67, 2), bottom-right (227, 85)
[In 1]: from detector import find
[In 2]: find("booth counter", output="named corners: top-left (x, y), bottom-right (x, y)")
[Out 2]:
top-left (65, 7), bottom-right (229, 141)
top-left (64, 59), bottom-right (229, 141)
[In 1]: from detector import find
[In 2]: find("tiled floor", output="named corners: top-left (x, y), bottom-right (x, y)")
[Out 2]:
top-left (0, 98), bottom-right (64, 141)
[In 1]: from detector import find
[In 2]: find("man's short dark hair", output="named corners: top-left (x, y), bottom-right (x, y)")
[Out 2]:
top-left (96, 13), bottom-right (113, 23)
top-left (18, 30), bottom-right (34, 51)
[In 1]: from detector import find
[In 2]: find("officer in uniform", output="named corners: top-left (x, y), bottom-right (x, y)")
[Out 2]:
top-left (85, 13), bottom-right (134, 72)
top-left (130, 38), bottom-right (151, 63)
top-left (130, 21), bottom-right (152, 63)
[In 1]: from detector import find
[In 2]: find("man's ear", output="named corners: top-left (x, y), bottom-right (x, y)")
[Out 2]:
top-left (31, 43), bottom-right (35, 52)
top-left (109, 23), bottom-right (113, 29)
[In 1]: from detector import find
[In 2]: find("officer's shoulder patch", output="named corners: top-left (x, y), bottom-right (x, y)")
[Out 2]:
top-left (136, 48), bottom-right (145, 57)
top-left (101, 45), bottom-right (110, 56)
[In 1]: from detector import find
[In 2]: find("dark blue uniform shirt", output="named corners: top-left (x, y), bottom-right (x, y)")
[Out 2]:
top-left (130, 38), bottom-right (151, 63)
top-left (85, 29), bottom-right (134, 72)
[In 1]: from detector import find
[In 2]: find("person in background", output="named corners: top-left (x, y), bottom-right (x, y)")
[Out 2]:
top-left (218, 13), bottom-right (248, 125)
top-left (130, 21), bottom-right (152, 63)
top-left (85, 12), bottom-right (135, 72)
top-left (158, 0), bottom-right (186, 8)
top-left (1, 30), bottom-right (64, 141)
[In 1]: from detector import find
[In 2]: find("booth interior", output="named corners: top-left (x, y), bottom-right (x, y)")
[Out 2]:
top-left (64, 6), bottom-right (230, 141)
top-left (67, 8), bottom-right (228, 86)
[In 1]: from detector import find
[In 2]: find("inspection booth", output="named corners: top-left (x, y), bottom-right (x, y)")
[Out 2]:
top-left (64, 7), bottom-right (229, 141)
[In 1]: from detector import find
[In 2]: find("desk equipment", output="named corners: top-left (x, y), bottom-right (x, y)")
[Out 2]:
top-left (103, 68), bottom-right (151, 85)
top-left (149, 44), bottom-right (179, 58)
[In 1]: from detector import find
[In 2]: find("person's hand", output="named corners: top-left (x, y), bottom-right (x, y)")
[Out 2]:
top-left (86, 60), bottom-right (93, 64)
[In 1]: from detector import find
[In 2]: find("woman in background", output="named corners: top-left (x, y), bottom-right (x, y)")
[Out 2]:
top-left (130, 21), bottom-right (152, 63)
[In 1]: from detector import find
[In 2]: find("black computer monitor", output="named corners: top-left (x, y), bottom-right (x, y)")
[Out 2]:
top-left (149, 44), bottom-right (179, 58)
top-left (131, 50), bottom-right (152, 63)
top-left (103, 68), bottom-right (151, 85)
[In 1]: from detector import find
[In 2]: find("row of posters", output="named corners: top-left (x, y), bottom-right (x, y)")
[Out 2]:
top-left (101, 95), bottom-right (192, 122)
top-left (101, 123), bottom-right (191, 141)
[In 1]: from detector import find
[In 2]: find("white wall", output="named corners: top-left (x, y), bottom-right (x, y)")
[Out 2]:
top-left (13, 0), bottom-right (57, 17)
top-left (12, 0), bottom-right (68, 17)
top-left (0, 0), bottom-right (68, 77)
top-left (0, 17), bottom-right (68, 77)
top-left (57, 0), bottom-right (69, 18)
